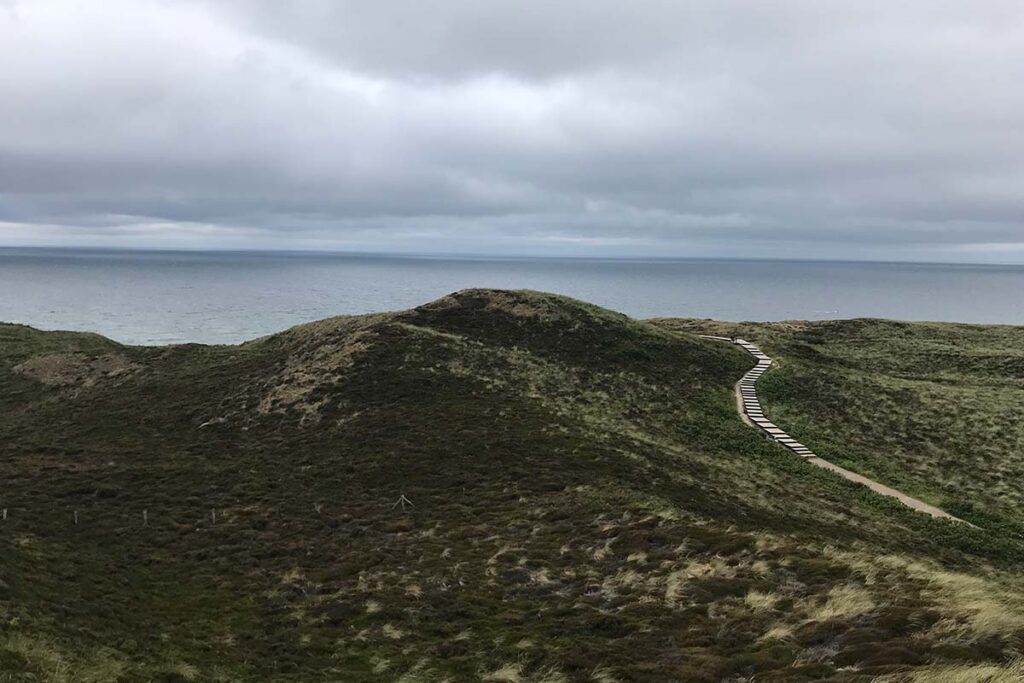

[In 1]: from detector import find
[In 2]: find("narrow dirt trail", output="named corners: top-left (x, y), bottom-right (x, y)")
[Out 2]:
top-left (703, 335), bottom-right (968, 524)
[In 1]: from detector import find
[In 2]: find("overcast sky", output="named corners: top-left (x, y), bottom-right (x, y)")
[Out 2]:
top-left (2, 1), bottom-right (1024, 261)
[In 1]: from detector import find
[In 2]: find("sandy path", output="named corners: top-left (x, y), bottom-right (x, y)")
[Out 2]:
top-left (803, 457), bottom-right (962, 520)
top-left (734, 379), bottom-right (754, 428)
top-left (706, 335), bottom-right (968, 524)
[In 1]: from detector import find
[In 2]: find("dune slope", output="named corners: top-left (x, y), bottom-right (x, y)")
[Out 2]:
top-left (2, 291), bottom-right (1023, 682)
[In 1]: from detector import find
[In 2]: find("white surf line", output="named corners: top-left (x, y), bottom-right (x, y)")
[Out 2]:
top-left (701, 335), bottom-right (966, 524)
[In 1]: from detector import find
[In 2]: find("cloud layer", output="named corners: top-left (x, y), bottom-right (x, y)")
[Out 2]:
top-left (2, 0), bottom-right (1024, 260)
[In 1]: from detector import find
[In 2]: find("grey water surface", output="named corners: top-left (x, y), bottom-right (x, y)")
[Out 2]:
top-left (2, 247), bottom-right (1022, 345)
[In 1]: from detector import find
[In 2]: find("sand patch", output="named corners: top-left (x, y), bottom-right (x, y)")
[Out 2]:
top-left (14, 352), bottom-right (139, 387)
top-left (256, 329), bottom-right (373, 419)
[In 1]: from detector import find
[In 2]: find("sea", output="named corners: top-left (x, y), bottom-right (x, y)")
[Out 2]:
top-left (1, 247), bottom-right (1023, 345)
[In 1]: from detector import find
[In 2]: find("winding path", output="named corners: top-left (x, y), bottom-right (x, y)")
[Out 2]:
top-left (701, 335), bottom-right (965, 524)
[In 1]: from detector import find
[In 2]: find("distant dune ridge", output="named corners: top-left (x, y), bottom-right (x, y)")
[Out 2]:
top-left (2, 289), bottom-right (1024, 681)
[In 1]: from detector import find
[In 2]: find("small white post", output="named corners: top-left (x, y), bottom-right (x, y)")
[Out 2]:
top-left (143, 509), bottom-right (148, 526)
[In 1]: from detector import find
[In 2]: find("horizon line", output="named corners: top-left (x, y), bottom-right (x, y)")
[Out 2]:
top-left (2, 243), bottom-right (1024, 269)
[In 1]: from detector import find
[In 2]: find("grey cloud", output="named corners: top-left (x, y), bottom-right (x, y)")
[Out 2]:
top-left (1, 0), bottom-right (1024, 260)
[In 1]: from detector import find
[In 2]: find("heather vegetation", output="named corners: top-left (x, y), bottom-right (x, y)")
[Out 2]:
top-left (2, 290), bottom-right (1024, 681)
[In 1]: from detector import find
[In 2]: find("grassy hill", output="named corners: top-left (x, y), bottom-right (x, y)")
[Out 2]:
top-left (2, 290), bottom-right (1024, 682)
top-left (650, 318), bottom-right (1024, 536)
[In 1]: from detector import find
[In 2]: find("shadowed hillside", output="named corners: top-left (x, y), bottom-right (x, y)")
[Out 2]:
top-left (3, 290), bottom-right (1024, 682)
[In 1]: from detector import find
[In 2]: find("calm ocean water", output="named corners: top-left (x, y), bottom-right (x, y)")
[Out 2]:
top-left (1, 247), bottom-right (1022, 345)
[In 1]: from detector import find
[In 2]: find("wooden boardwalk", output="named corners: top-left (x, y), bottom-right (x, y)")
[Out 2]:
top-left (701, 335), bottom-right (966, 523)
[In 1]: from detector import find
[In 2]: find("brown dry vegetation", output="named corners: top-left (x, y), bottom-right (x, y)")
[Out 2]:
top-left (14, 351), bottom-right (138, 387)
top-left (2, 291), bottom-right (1023, 681)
